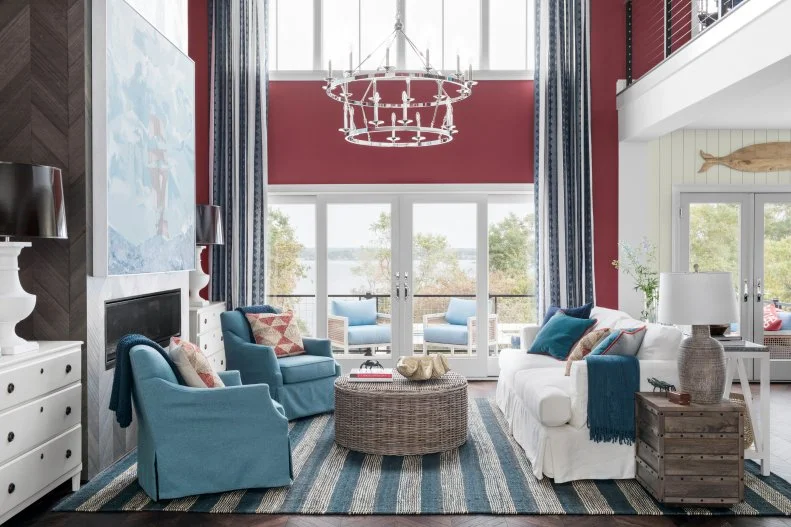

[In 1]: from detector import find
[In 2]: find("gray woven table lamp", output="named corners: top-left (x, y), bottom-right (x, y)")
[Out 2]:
top-left (657, 270), bottom-right (738, 404)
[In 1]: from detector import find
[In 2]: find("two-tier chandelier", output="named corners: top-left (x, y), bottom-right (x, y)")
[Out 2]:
top-left (324, 18), bottom-right (476, 148)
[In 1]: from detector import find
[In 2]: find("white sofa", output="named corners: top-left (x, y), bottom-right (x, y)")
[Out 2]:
top-left (496, 306), bottom-right (682, 483)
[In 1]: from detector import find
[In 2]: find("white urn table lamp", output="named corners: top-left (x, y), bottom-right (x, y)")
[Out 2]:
top-left (0, 162), bottom-right (67, 355)
top-left (189, 204), bottom-right (224, 306)
top-left (657, 270), bottom-right (738, 404)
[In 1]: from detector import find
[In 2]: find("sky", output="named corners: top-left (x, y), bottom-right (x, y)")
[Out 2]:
top-left (270, 198), bottom-right (531, 249)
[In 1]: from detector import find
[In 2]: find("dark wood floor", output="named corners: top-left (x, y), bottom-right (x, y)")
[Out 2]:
top-left (9, 382), bottom-right (791, 527)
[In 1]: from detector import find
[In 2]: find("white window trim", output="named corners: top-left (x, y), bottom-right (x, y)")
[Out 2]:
top-left (269, 0), bottom-right (534, 81)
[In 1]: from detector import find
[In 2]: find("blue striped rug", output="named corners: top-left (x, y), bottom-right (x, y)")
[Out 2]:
top-left (55, 399), bottom-right (791, 515)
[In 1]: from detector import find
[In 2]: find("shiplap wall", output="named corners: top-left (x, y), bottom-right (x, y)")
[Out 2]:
top-left (647, 129), bottom-right (791, 274)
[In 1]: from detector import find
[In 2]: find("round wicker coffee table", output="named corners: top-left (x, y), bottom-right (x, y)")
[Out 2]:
top-left (334, 372), bottom-right (468, 456)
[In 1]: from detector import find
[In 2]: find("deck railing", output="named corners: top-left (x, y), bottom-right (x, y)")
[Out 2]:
top-left (626, 0), bottom-right (750, 85)
top-left (266, 293), bottom-right (536, 345)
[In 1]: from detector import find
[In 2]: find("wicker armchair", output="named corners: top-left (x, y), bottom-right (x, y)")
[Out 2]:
top-left (328, 298), bottom-right (391, 355)
top-left (422, 298), bottom-right (498, 355)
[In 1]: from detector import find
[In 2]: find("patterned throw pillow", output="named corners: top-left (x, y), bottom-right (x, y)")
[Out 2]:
top-left (764, 304), bottom-right (782, 331)
top-left (590, 326), bottom-right (647, 357)
top-left (169, 337), bottom-right (225, 388)
top-left (565, 328), bottom-right (611, 376)
top-left (245, 311), bottom-right (305, 357)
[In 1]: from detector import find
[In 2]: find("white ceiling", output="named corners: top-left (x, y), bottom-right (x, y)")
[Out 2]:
top-left (683, 54), bottom-right (791, 129)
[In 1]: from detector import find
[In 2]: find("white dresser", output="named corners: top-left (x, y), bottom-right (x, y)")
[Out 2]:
top-left (0, 341), bottom-right (82, 525)
top-left (189, 302), bottom-right (226, 372)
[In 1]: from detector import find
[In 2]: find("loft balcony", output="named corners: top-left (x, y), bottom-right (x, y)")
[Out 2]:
top-left (618, 0), bottom-right (791, 140)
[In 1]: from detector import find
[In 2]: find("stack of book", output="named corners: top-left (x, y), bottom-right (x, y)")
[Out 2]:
top-left (349, 368), bottom-right (394, 382)
top-left (715, 334), bottom-right (746, 347)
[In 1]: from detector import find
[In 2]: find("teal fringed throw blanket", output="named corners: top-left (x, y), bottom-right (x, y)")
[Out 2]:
top-left (586, 354), bottom-right (640, 444)
top-left (109, 334), bottom-right (184, 428)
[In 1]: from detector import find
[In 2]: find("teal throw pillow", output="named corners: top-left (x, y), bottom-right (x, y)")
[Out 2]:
top-left (528, 311), bottom-right (597, 360)
top-left (590, 326), bottom-right (647, 356)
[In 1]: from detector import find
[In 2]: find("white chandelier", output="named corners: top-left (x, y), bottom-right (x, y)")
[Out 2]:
top-left (324, 18), bottom-right (476, 148)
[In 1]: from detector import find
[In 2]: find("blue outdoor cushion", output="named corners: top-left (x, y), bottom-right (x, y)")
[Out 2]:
top-left (529, 311), bottom-right (597, 360)
top-left (347, 324), bottom-right (391, 345)
top-left (331, 299), bottom-right (377, 326)
top-left (445, 298), bottom-right (476, 326)
top-left (278, 355), bottom-right (337, 384)
top-left (541, 302), bottom-right (593, 327)
top-left (778, 311), bottom-right (791, 330)
top-left (424, 325), bottom-right (469, 346)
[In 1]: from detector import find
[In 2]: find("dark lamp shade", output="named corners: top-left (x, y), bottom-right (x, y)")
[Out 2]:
top-left (0, 162), bottom-right (67, 239)
top-left (196, 204), bottom-right (224, 245)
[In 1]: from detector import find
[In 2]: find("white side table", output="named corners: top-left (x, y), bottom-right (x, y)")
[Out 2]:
top-left (722, 341), bottom-right (771, 476)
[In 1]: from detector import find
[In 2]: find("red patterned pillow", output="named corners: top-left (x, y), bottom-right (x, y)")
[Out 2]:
top-left (764, 304), bottom-right (782, 331)
top-left (169, 337), bottom-right (224, 388)
top-left (245, 312), bottom-right (305, 357)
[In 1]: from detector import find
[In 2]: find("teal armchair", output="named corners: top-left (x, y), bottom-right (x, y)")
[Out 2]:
top-left (130, 344), bottom-right (292, 501)
top-left (221, 309), bottom-right (341, 420)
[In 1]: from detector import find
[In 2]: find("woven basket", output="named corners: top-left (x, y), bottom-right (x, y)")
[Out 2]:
top-left (729, 393), bottom-right (755, 449)
top-left (334, 372), bottom-right (468, 456)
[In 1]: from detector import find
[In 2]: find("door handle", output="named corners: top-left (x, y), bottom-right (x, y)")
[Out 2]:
top-left (394, 272), bottom-right (400, 299)
top-left (404, 272), bottom-right (410, 299)
top-left (756, 278), bottom-right (762, 303)
top-left (743, 279), bottom-right (749, 302)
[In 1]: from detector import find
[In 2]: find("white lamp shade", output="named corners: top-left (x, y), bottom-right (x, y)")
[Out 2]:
top-left (658, 272), bottom-right (738, 325)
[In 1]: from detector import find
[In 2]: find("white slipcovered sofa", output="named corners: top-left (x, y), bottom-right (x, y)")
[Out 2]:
top-left (496, 306), bottom-right (682, 483)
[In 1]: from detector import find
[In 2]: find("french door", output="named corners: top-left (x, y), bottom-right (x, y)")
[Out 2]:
top-left (677, 191), bottom-right (791, 381)
top-left (267, 187), bottom-right (534, 378)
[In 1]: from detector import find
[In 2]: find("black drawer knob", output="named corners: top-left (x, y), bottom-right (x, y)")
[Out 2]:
top-left (66, 406), bottom-right (72, 416)
top-left (220, 360), bottom-right (224, 366)
top-left (7, 383), bottom-right (13, 394)
top-left (8, 483), bottom-right (14, 494)
top-left (40, 368), bottom-right (44, 374)
top-left (66, 449), bottom-right (72, 459)
top-left (66, 364), bottom-right (72, 374)
top-left (7, 432), bottom-right (13, 442)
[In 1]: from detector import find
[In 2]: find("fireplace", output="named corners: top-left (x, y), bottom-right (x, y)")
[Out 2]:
top-left (104, 289), bottom-right (182, 369)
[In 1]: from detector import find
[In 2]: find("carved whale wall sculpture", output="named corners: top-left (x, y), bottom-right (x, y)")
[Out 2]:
top-left (699, 142), bottom-right (791, 173)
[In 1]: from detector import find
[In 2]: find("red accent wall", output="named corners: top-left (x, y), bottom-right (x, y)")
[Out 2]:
top-left (267, 81), bottom-right (534, 185)
top-left (589, 0), bottom-right (625, 308)
top-left (188, 2), bottom-right (625, 308)
top-left (189, 0), bottom-right (210, 295)
top-left (632, 0), bottom-right (691, 80)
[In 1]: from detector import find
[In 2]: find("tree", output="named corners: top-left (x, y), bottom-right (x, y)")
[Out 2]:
top-left (488, 213), bottom-right (536, 324)
top-left (266, 208), bottom-right (307, 297)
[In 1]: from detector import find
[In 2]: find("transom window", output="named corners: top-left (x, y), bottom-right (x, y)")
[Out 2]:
top-left (268, 0), bottom-right (533, 79)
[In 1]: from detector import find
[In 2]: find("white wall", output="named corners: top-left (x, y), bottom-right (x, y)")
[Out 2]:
top-left (618, 129), bottom-right (791, 315)
top-left (85, 0), bottom-right (192, 479)
top-left (124, 0), bottom-right (189, 54)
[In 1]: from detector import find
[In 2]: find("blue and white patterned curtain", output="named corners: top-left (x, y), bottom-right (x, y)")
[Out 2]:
top-left (534, 0), bottom-right (595, 315)
top-left (209, 0), bottom-right (268, 307)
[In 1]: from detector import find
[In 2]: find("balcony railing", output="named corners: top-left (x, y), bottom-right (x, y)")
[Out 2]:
top-left (266, 293), bottom-right (536, 350)
top-left (626, 0), bottom-right (750, 85)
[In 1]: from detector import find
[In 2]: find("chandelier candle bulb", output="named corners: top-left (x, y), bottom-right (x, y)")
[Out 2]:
top-left (386, 47), bottom-right (390, 68)
top-left (425, 48), bottom-right (430, 68)
top-left (349, 50), bottom-right (353, 73)
top-left (457, 54), bottom-right (461, 75)
top-left (328, 60), bottom-right (332, 79)
top-left (391, 112), bottom-right (396, 140)
top-left (402, 91), bottom-right (408, 121)
top-left (343, 101), bottom-right (349, 130)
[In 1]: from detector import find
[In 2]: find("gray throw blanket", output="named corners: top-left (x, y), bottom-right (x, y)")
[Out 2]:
top-left (586, 354), bottom-right (640, 445)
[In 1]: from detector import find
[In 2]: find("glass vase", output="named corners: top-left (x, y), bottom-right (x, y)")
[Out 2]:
top-left (642, 296), bottom-right (658, 324)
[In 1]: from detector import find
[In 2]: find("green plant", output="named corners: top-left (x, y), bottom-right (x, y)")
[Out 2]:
top-left (612, 238), bottom-right (659, 321)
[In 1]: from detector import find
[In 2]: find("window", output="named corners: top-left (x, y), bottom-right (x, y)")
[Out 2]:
top-left (269, 0), bottom-right (533, 77)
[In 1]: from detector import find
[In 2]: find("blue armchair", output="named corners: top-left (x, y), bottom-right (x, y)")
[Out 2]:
top-left (221, 310), bottom-right (341, 420)
top-left (129, 344), bottom-right (291, 501)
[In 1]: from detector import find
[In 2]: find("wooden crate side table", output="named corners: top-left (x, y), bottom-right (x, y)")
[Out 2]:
top-left (635, 392), bottom-right (744, 506)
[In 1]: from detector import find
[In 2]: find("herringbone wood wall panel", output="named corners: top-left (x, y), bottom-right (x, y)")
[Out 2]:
top-left (0, 0), bottom-right (88, 475)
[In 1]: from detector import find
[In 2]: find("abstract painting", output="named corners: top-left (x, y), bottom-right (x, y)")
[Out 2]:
top-left (92, 0), bottom-right (195, 276)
